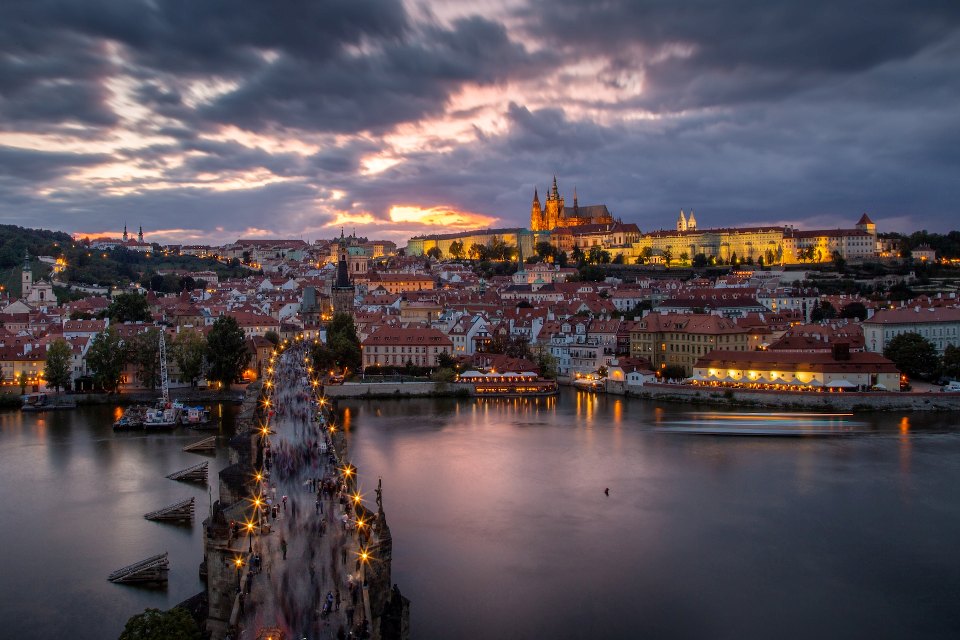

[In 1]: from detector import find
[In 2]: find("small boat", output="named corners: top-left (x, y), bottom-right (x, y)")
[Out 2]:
top-left (144, 404), bottom-right (180, 430)
top-left (179, 405), bottom-right (211, 427)
top-left (21, 393), bottom-right (77, 412)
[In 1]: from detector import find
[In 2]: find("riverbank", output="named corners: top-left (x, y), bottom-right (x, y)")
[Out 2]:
top-left (620, 382), bottom-right (960, 411)
top-left (324, 381), bottom-right (470, 399)
top-left (0, 387), bottom-right (247, 411)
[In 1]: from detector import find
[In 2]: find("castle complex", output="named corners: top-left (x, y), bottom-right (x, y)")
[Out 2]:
top-left (406, 178), bottom-right (880, 265)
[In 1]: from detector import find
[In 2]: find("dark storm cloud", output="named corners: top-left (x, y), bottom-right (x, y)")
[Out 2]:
top-left (202, 16), bottom-right (548, 134)
top-left (0, 146), bottom-right (113, 181)
top-left (0, 31), bottom-right (117, 129)
top-left (523, 0), bottom-right (960, 110)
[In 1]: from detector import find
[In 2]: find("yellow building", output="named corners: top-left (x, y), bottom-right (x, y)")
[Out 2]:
top-left (629, 312), bottom-right (755, 375)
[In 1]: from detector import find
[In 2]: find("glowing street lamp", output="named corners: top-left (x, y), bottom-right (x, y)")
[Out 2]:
top-left (245, 519), bottom-right (255, 552)
top-left (234, 556), bottom-right (244, 591)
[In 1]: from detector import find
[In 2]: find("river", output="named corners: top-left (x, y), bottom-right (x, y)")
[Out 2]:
top-left (1, 391), bottom-right (959, 639)
top-left (342, 391), bottom-right (960, 640)
top-left (0, 402), bottom-right (240, 640)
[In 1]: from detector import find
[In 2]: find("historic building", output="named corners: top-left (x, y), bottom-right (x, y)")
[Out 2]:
top-left (629, 213), bottom-right (878, 265)
top-left (330, 232), bottom-right (356, 316)
top-left (530, 177), bottom-right (615, 231)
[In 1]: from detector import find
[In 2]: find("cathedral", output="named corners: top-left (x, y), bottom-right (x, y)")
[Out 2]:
top-left (530, 177), bottom-right (615, 231)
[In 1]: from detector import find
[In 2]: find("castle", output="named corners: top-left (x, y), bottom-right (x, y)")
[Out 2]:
top-left (530, 177), bottom-right (615, 231)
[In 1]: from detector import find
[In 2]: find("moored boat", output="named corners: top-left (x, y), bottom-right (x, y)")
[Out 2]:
top-left (113, 405), bottom-right (147, 431)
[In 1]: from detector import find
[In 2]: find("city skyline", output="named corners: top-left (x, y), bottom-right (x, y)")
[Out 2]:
top-left (2, 1), bottom-right (959, 245)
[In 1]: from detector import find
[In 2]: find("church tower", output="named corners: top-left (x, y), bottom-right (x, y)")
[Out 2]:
top-left (543, 176), bottom-right (565, 230)
top-left (123, 224), bottom-right (128, 242)
top-left (686, 210), bottom-right (697, 231)
top-left (331, 229), bottom-right (355, 317)
top-left (138, 226), bottom-right (144, 243)
top-left (530, 188), bottom-right (544, 231)
top-left (21, 250), bottom-right (32, 299)
top-left (677, 209), bottom-right (688, 232)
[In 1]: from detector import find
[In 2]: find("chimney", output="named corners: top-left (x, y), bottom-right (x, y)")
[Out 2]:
top-left (832, 341), bottom-right (850, 361)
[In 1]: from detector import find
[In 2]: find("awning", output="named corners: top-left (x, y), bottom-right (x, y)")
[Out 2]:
top-left (827, 379), bottom-right (856, 388)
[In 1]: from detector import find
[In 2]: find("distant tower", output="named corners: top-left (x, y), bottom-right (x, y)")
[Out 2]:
top-left (677, 209), bottom-right (688, 232)
top-left (573, 187), bottom-right (579, 218)
top-left (123, 224), bottom-right (128, 242)
top-left (686, 210), bottom-right (697, 231)
top-left (138, 226), bottom-right (144, 243)
top-left (530, 188), bottom-right (543, 231)
top-left (21, 250), bottom-right (32, 299)
top-left (855, 213), bottom-right (876, 236)
top-left (331, 229), bottom-right (355, 317)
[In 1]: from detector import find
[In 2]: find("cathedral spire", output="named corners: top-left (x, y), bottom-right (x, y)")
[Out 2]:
top-left (123, 224), bottom-right (128, 242)
top-left (138, 225), bottom-right (143, 243)
top-left (551, 175), bottom-right (559, 200)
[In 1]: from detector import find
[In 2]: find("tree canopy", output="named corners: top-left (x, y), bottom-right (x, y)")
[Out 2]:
top-left (87, 327), bottom-right (128, 392)
top-left (44, 338), bottom-right (73, 392)
top-left (105, 292), bottom-right (152, 323)
top-left (884, 332), bottom-right (939, 380)
top-left (119, 607), bottom-right (200, 640)
top-left (172, 330), bottom-right (207, 388)
top-left (206, 316), bottom-right (250, 387)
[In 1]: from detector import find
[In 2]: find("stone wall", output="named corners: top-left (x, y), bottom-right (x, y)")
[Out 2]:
top-left (324, 382), bottom-right (471, 398)
top-left (628, 383), bottom-right (960, 411)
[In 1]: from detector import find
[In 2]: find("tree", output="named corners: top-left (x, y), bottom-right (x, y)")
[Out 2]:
top-left (571, 246), bottom-right (586, 265)
top-left (87, 327), bottom-right (128, 392)
top-left (884, 332), bottom-right (939, 380)
top-left (263, 330), bottom-right (280, 347)
top-left (535, 241), bottom-right (556, 262)
top-left (18, 371), bottom-right (28, 395)
top-left (533, 345), bottom-right (558, 380)
top-left (206, 316), bottom-right (250, 388)
top-left (839, 301), bottom-right (868, 321)
top-left (832, 250), bottom-right (847, 273)
top-left (587, 246), bottom-right (605, 265)
top-left (129, 328), bottom-right (165, 390)
top-left (662, 247), bottom-right (673, 267)
top-left (44, 338), bottom-right (73, 393)
top-left (449, 240), bottom-right (465, 260)
top-left (637, 246), bottom-right (653, 264)
top-left (324, 312), bottom-right (362, 373)
top-left (426, 246), bottom-right (442, 260)
top-left (692, 253), bottom-right (709, 268)
top-left (942, 344), bottom-right (960, 380)
top-left (119, 607), bottom-right (201, 640)
top-left (436, 350), bottom-right (457, 370)
top-left (811, 301), bottom-right (837, 322)
top-left (468, 243), bottom-right (486, 261)
top-left (105, 292), bottom-right (152, 323)
top-left (679, 252), bottom-right (690, 265)
top-left (172, 330), bottom-right (207, 388)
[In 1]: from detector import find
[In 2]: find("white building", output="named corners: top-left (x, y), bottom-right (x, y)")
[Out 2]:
top-left (862, 307), bottom-right (960, 355)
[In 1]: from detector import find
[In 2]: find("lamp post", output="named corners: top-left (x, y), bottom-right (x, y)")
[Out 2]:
top-left (234, 556), bottom-right (244, 592)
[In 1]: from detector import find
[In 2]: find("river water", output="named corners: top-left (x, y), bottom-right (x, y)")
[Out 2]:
top-left (342, 391), bottom-right (960, 640)
top-left (0, 402), bottom-right (240, 640)
top-left (2, 391), bottom-right (960, 639)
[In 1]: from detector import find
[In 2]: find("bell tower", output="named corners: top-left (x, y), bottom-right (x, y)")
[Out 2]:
top-left (21, 250), bottom-right (32, 299)
top-left (530, 188), bottom-right (543, 231)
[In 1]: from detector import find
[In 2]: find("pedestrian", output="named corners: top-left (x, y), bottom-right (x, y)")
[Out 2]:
top-left (238, 592), bottom-right (245, 614)
top-left (604, 487), bottom-right (609, 496)
top-left (281, 537), bottom-right (288, 560)
top-left (341, 547), bottom-right (346, 565)
top-left (315, 498), bottom-right (320, 514)
top-left (335, 588), bottom-right (341, 611)
top-left (346, 605), bottom-right (355, 627)
top-left (246, 569), bottom-right (253, 594)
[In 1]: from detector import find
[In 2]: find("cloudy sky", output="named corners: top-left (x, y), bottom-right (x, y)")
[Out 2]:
top-left (2, 0), bottom-right (959, 245)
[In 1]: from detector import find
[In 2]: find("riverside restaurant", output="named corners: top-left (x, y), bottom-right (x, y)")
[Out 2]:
top-left (457, 370), bottom-right (559, 396)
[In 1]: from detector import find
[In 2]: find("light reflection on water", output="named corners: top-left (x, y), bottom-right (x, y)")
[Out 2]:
top-left (0, 403), bottom-right (240, 640)
top-left (344, 390), bottom-right (960, 640)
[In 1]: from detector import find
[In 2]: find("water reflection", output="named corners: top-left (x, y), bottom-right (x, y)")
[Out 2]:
top-left (344, 390), bottom-right (960, 640)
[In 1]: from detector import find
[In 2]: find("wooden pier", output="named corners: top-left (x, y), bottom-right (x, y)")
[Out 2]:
top-left (166, 461), bottom-right (209, 483)
top-left (108, 552), bottom-right (169, 585)
top-left (183, 436), bottom-right (217, 453)
top-left (144, 497), bottom-right (195, 523)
